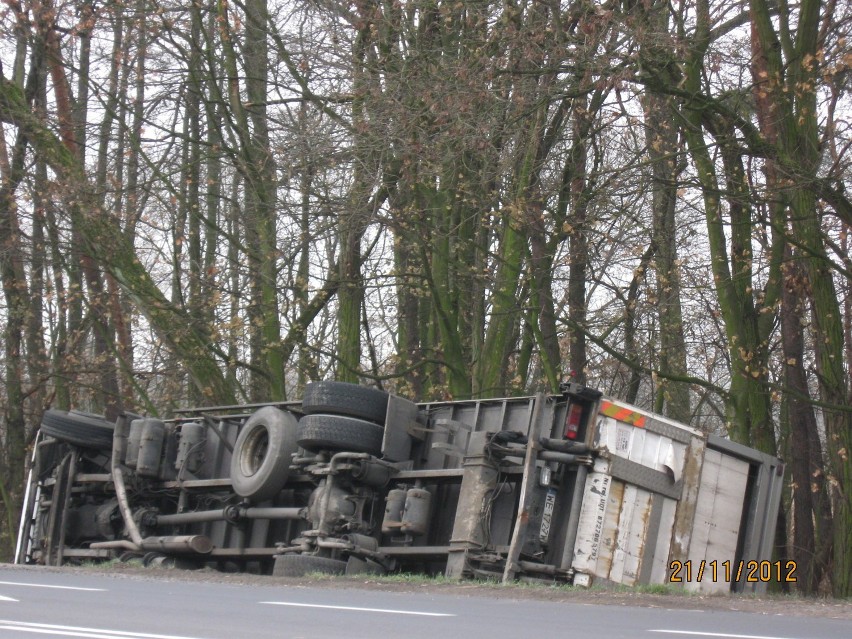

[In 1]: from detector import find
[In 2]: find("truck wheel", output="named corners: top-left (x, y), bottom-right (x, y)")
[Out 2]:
top-left (297, 414), bottom-right (384, 457)
top-left (230, 407), bottom-right (299, 502)
top-left (272, 554), bottom-right (347, 577)
top-left (40, 410), bottom-right (115, 450)
top-left (301, 381), bottom-right (389, 425)
top-left (345, 556), bottom-right (387, 575)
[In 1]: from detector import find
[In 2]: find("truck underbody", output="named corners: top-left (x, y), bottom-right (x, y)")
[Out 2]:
top-left (16, 381), bottom-right (783, 593)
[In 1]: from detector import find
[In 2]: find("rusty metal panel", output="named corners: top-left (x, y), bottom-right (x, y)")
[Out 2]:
top-left (645, 495), bottom-right (678, 584)
top-left (595, 478), bottom-right (625, 578)
top-left (577, 478), bottom-right (676, 587)
top-left (575, 399), bottom-right (706, 587)
top-left (572, 464), bottom-right (613, 574)
top-left (608, 484), bottom-right (653, 585)
top-left (670, 436), bottom-right (706, 564)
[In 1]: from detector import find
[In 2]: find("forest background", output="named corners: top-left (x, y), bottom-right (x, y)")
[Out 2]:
top-left (1, 0), bottom-right (851, 596)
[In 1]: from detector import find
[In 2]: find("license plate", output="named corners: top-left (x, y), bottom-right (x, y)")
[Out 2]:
top-left (539, 489), bottom-right (557, 543)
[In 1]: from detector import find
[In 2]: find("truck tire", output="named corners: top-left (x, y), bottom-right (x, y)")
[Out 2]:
top-left (297, 414), bottom-right (384, 457)
top-left (40, 410), bottom-right (115, 450)
top-left (272, 554), bottom-right (347, 577)
top-left (345, 556), bottom-right (387, 575)
top-left (301, 381), bottom-right (389, 425)
top-left (230, 407), bottom-right (299, 502)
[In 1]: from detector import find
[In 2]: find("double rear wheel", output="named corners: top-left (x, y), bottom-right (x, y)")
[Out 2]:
top-left (297, 381), bottom-right (389, 457)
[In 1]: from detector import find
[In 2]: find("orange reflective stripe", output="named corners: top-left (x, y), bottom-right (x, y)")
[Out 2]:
top-left (614, 408), bottom-right (634, 421)
top-left (599, 401), bottom-right (646, 427)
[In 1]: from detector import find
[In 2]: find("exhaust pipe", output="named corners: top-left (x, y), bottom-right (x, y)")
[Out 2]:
top-left (91, 535), bottom-right (213, 554)
top-left (100, 413), bottom-right (213, 556)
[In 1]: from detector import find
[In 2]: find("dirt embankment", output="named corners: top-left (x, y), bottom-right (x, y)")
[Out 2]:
top-left (4, 562), bottom-right (850, 620)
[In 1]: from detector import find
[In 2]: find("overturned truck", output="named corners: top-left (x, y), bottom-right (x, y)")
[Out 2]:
top-left (16, 382), bottom-right (784, 593)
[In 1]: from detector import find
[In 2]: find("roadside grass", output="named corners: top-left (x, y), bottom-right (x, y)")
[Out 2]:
top-left (66, 558), bottom-right (701, 596)
top-left (64, 559), bottom-right (830, 602)
top-left (77, 558), bottom-right (126, 569)
top-left (297, 570), bottom-right (689, 596)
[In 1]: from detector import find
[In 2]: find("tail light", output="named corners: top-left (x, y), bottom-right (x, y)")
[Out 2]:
top-left (564, 403), bottom-right (584, 440)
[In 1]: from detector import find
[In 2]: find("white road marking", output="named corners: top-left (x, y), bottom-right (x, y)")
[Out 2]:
top-left (664, 609), bottom-right (706, 613)
top-left (0, 581), bottom-right (106, 592)
top-left (260, 601), bottom-right (455, 617)
top-left (0, 595), bottom-right (19, 602)
top-left (650, 630), bottom-right (802, 639)
top-left (0, 620), bottom-right (208, 639)
top-left (0, 625), bottom-right (130, 639)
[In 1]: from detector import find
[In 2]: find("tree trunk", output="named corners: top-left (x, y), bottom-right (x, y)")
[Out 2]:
top-left (643, 86), bottom-right (690, 420)
top-left (780, 251), bottom-right (832, 593)
top-left (0, 131), bottom-right (28, 562)
top-left (246, 0), bottom-right (283, 399)
top-left (567, 101), bottom-right (590, 385)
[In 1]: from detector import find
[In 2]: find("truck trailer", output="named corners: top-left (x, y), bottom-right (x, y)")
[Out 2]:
top-left (15, 381), bottom-right (784, 593)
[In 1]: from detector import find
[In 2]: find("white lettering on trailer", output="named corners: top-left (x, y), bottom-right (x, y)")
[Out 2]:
top-left (571, 470), bottom-right (612, 572)
top-left (260, 601), bottom-right (455, 617)
top-left (615, 424), bottom-right (632, 454)
top-left (588, 474), bottom-right (610, 562)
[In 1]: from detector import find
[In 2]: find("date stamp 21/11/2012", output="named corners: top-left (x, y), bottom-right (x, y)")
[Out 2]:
top-left (669, 560), bottom-right (798, 584)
